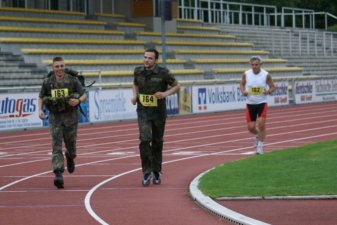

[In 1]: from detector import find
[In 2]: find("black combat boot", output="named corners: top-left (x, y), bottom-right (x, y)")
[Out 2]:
top-left (54, 170), bottom-right (64, 189)
top-left (65, 153), bottom-right (75, 173)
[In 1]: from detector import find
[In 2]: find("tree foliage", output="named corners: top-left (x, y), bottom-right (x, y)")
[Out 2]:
top-left (236, 0), bottom-right (336, 15)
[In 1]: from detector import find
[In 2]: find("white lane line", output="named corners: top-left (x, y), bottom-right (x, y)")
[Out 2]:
top-left (1, 122), bottom-right (335, 168)
top-left (172, 151), bottom-right (202, 155)
top-left (0, 107), bottom-right (335, 152)
top-left (1, 104), bottom-right (332, 141)
top-left (0, 204), bottom-right (82, 209)
top-left (0, 125), bottom-right (336, 191)
top-left (1, 112), bottom-right (336, 157)
top-left (107, 151), bottom-right (135, 155)
top-left (0, 158), bottom-right (49, 168)
top-left (84, 131), bottom-right (337, 225)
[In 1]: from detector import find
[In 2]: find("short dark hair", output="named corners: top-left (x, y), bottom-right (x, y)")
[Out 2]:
top-left (145, 48), bottom-right (159, 60)
top-left (250, 55), bottom-right (262, 63)
top-left (53, 56), bottom-right (64, 63)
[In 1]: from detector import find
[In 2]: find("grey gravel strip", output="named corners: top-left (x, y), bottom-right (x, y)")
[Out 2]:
top-left (189, 168), bottom-right (271, 225)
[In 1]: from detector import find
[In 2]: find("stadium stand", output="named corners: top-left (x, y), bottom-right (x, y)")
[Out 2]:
top-left (0, 37), bottom-right (145, 55)
top-left (211, 67), bottom-right (304, 80)
top-left (0, 16), bottom-right (106, 29)
top-left (176, 18), bottom-right (204, 27)
top-left (41, 59), bottom-right (187, 71)
top-left (219, 24), bottom-right (337, 77)
top-left (93, 13), bottom-right (126, 23)
top-left (176, 25), bottom-right (221, 34)
top-left (173, 49), bottom-right (270, 59)
top-left (0, 6), bottom-right (305, 90)
top-left (134, 31), bottom-right (236, 42)
top-left (0, 26), bottom-right (125, 39)
top-left (80, 69), bottom-right (205, 85)
top-left (21, 49), bottom-right (145, 61)
top-left (0, 6), bottom-right (85, 19)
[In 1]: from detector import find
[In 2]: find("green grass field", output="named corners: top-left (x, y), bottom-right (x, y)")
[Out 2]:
top-left (199, 139), bottom-right (337, 197)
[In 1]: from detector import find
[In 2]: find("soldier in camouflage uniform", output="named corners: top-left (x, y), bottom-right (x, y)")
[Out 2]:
top-left (38, 57), bottom-right (87, 189)
top-left (131, 48), bottom-right (180, 186)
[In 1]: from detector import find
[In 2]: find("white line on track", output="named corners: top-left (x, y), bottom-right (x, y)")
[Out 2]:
top-left (0, 106), bottom-right (335, 145)
top-left (0, 103), bottom-right (336, 224)
top-left (84, 131), bottom-right (337, 225)
top-left (0, 122), bottom-right (336, 169)
top-left (2, 127), bottom-right (336, 191)
top-left (0, 113), bottom-right (336, 159)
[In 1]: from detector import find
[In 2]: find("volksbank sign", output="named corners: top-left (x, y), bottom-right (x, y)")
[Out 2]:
top-left (192, 84), bottom-right (246, 113)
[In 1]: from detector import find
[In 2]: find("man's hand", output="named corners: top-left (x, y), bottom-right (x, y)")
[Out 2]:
top-left (131, 95), bottom-right (137, 105)
top-left (241, 90), bottom-right (248, 96)
top-left (68, 98), bottom-right (80, 107)
top-left (154, 92), bottom-right (167, 99)
top-left (39, 110), bottom-right (46, 120)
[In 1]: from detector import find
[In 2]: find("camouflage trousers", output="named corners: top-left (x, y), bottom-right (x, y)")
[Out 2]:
top-left (49, 123), bottom-right (78, 173)
top-left (137, 116), bottom-right (166, 174)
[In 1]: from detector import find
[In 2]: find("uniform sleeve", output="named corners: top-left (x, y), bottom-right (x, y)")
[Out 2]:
top-left (74, 77), bottom-right (85, 95)
top-left (133, 68), bottom-right (138, 85)
top-left (133, 67), bottom-right (142, 85)
top-left (38, 79), bottom-right (48, 98)
top-left (165, 70), bottom-right (178, 87)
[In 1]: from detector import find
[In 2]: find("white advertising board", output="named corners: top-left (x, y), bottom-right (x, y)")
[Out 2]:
top-left (294, 79), bottom-right (337, 104)
top-left (0, 93), bottom-right (42, 131)
top-left (192, 81), bottom-right (289, 113)
top-left (89, 89), bottom-right (137, 122)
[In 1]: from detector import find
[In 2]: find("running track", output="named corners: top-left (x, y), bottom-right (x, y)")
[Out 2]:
top-left (0, 102), bottom-right (336, 225)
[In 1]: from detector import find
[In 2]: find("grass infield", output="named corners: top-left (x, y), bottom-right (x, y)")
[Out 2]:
top-left (199, 139), bottom-right (337, 197)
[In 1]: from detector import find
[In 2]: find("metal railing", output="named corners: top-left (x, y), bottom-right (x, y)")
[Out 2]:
top-left (179, 0), bottom-right (277, 26)
top-left (178, 1), bottom-right (337, 30)
top-left (280, 7), bottom-right (337, 30)
top-left (268, 29), bottom-right (337, 57)
top-left (178, 0), bottom-right (337, 57)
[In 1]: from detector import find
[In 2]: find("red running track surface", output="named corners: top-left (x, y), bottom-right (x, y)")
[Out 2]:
top-left (0, 102), bottom-right (336, 225)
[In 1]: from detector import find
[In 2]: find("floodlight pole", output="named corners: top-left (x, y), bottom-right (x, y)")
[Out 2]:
top-left (160, 0), bottom-right (167, 67)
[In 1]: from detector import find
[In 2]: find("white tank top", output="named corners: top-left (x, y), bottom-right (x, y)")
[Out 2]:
top-left (245, 68), bottom-right (268, 104)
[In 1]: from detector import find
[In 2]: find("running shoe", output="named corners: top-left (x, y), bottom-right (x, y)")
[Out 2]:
top-left (153, 172), bottom-right (161, 185)
top-left (256, 141), bottom-right (264, 155)
top-left (142, 173), bottom-right (152, 186)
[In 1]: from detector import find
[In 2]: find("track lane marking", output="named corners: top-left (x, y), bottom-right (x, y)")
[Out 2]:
top-left (0, 122), bottom-right (336, 168)
top-left (84, 131), bottom-right (337, 225)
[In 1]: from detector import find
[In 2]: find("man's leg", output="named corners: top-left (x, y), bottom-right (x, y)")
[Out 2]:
top-left (138, 116), bottom-right (153, 186)
top-left (152, 118), bottom-right (166, 184)
top-left (64, 124), bottom-right (77, 173)
top-left (256, 103), bottom-right (268, 154)
top-left (50, 125), bottom-right (64, 188)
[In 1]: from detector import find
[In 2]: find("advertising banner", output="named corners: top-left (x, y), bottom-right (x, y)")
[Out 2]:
top-left (192, 83), bottom-right (246, 113)
top-left (166, 93), bottom-right (179, 115)
top-left (89, 89), bottom-right (137, 122)
top-left (179, 86), bottom-right (192, 114)
top-left (294, 78), bottom-right (337, 104)
top-left (0, 93), bottom-right (42, 131)
top-left (267, 81), bottom-right (289, 106)
top-left (192, 81), bottom-right (289, 113)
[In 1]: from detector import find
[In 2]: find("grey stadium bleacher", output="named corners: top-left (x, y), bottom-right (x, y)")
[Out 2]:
top-left (0, 6), bottom-right (307, 91)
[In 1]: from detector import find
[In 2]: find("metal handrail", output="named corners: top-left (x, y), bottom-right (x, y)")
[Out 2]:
top-left (179, 0), bottom-right (337, 31)
top-left (179, 0), bottom-right (277, 26)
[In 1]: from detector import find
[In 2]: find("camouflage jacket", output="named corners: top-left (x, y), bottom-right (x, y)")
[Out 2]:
top-left (39, 73), bottom-right (85, 126)
top-left (133, 65), bottom-right (178, 118)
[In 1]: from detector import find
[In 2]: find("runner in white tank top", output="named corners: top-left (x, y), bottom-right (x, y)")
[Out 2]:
top-left (240, 56), bottom-right (276, 154)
